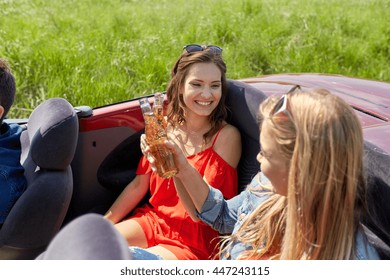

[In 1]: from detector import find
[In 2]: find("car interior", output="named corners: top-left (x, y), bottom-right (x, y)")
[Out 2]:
top-left (0, 80), bottom-right (389, 259)
top-left (65, 80), bottom-right (267, 222)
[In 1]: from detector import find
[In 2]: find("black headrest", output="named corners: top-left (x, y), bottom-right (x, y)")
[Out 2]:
top-left (226, 80), bottom-right (267, 190)
top-left (362, 141), bottom-right (390, 258)
top-left (25, 98), bottom-right (79, 170)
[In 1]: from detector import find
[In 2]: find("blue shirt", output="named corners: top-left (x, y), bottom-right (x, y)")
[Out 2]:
top-left (0, 122), bottom-right (27, 224)
top-left (197, 173), bottom-right (380, 260)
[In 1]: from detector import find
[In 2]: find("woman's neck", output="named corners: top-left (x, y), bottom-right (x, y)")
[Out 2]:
top-left (183, 120), bottom-right (209, 135)
top-left (168, 115), bottom-right (212, 156)
top-left (181, 111), bottom-right (211, 135)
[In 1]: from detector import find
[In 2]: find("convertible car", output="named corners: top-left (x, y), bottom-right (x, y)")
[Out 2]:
top-left (1, 73), bottom-right (389, 260)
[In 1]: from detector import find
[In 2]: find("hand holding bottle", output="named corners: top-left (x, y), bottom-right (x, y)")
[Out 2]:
top-left (139, 95), bottom-right (178, 178)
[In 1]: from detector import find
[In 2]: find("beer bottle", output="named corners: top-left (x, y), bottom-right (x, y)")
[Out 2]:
top-left (139, 97), bottom-right (178, 178)
top-left (153, 92), bottom-right (167, 129)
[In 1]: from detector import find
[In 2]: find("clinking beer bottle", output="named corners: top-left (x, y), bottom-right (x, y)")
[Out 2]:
top-left (153, 92), bottom-right (167, 129)
top-left (139, 97), bottom-right (178, 178)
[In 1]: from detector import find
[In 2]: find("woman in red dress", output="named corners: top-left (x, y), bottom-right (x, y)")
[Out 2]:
top-left (104, 44), bottom-right (241, 260)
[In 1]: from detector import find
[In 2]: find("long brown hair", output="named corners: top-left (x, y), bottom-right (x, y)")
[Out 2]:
top-left (166, 49), bottom-right (228, 142)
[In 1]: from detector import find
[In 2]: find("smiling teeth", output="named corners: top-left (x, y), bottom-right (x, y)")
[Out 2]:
top-left (196, 101), bottom-right (212, 106)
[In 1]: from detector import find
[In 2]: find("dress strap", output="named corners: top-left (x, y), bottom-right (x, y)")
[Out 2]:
top-left (211, 124), bottom-right (227, 148)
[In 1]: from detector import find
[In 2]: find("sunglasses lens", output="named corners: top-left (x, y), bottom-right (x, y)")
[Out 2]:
top-left (184, 44), bottom-right (203, 53)
top-left (272, 95), bottom-right (286, 115)
top-left (183, 44), bottom-right (223, 54)
top-left (207, 46), bottom-right (223, 54)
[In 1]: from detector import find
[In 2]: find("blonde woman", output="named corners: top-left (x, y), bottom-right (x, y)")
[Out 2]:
top-left (153, 87), bottom-right (380, 259)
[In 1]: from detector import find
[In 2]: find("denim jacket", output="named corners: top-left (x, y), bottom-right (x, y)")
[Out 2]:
top-left (197, 173), bottom-right (380, 260)
top-left (0, 123), bottom-right (27, 224)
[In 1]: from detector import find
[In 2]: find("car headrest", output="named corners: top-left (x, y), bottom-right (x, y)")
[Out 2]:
top-left (226, 80), bottom-right (267, 191)
top-left (25, 98), bottom-right (79, 170)
top-left (362, 141), bottom-right (390, 256)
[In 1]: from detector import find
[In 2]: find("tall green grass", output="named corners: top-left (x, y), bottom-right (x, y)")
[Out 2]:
top-left (1, 0), bottom-right (389, 118)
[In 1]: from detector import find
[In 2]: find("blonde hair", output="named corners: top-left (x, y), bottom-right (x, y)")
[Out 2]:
top-left (221, 88), bottom-right (366, 259)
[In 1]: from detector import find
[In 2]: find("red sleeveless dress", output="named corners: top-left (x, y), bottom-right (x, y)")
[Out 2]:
top-left (130, 127), bottom-right (238, 259)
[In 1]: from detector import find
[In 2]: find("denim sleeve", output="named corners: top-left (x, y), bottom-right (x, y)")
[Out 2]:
top-left (196, 186), bottom-right (247, 235)
top-left (354, 230), bottom-right (380, 260)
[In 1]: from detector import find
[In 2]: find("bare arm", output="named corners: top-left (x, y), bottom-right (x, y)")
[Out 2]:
top-left (213, 124), bottom-right (242, 168)
top-left (140, 134), bottom-right (205, 221)
top-left (169, 125), bottom-right (241, 219)
top-left (172, 157), bottom-right (210, 215)
top-left (104, 173), bottom-right (150, 224)
top-left (139, 124), bottom-right (241, 221)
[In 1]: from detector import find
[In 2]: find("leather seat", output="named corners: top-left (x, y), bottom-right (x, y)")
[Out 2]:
top-left (226, 79), bottom-right (267, 191)
top-left (362, 141), bottom-right (390, 259)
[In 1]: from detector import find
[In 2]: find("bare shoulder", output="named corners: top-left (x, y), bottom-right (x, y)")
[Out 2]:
top-left (213, 123), bottom-right (242, 168)
top-left (218, 123), bottom-right (241, 142)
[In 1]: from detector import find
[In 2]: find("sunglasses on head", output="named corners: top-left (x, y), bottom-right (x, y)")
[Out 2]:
top-left (271, 85), bottom-right (301, 120)
top-left (183, 44), bottom-right (223, 55)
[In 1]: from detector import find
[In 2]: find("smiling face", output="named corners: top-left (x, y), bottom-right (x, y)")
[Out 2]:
top-left (257, 120), bottom-right (290, 196)
top-left (181, 62), bottom-right (222, 118)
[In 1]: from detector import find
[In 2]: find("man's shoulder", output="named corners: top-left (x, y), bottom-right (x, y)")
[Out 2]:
top-left (1, 122), bottom-right (23, 137)
top-left (8, 123), bottom-right (24, 134)
top-left (0, 122), bottom-right (23, 149)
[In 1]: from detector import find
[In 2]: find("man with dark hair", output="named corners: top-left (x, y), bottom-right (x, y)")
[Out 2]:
top-left (0, 58), bottom-right (27, 227)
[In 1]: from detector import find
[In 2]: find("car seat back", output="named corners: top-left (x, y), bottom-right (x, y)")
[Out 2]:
top-left (362, 141), bottom-right (390, 259)
top-left (226, 80), bottom-right (267, 192)
top-left (0, 98), bottom-right (78, 259)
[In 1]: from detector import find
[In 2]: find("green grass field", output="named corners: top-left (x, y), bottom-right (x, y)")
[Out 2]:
top-left (1, 0), bottom-right (389, 118)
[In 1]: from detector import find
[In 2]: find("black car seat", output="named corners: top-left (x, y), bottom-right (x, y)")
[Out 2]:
top-left (0, 98), bottom-right (79, 259)
top-left (362, 141), bottom-right (390, 259)
top-left (225, 80), bottom-right (267, 192)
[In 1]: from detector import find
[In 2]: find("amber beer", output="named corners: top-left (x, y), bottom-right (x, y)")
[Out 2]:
top-left (153, 92), bottom-right (167, 129)
top-left (139, 97), bottom-right (178, 178)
